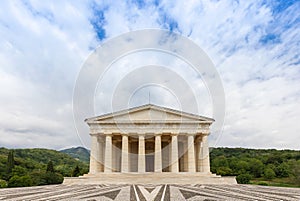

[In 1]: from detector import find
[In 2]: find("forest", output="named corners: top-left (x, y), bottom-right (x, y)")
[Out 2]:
top-left (0, 147), bottom-right (299, 188)
top-left (210, 147), bottom-right (300, 187)
top-left (0, 147), bottom-right (89, 188)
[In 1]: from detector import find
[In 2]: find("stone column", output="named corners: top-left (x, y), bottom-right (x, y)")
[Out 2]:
top-left (104, 134), bottom-right (113, 172)
top-left (138, 135), bottom-right (145, 173)
top-left (183, 139), bottom-right (188, 172)
top-left (170, 134), bottom-right (179, 173)
top-left (121, 134), bottom-right (129, 172)
top-left (154, 134), bottom-right (162, 172)
top-left (98, 136), bottom-right (104, 172)
top-left (195, 138), bottom-right (201, 172)
top-left (89, 134), bottom-right (101, 174)
top-left (199, 135), bottom-right (210, 173)
top-left (187, 134), bottom-right (196, 172)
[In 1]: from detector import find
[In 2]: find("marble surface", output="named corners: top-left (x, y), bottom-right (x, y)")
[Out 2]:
top-left (0, 184), bottom-right (299, 201)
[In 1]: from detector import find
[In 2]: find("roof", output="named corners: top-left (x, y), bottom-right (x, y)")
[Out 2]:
top-left (85, 104), bottom-right (214, 123)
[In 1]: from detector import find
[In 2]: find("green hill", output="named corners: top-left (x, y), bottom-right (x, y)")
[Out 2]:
top-left (210, 147), bottom-right (300, 187)
top-left (59, 146), bottom-right (300, 187)
top-left (0, 146), bottom-right (299, 188)
top-left (0, 147), bottom-right (89, 188)
top-left (60, 147), bottom-right (90, 163)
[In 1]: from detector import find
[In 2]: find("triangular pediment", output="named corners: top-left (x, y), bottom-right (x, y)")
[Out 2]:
top-left (86, 104), bottom-right (214, 124)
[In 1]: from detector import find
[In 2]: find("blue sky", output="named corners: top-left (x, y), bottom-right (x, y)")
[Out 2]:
top-left (0, 0), bottom-right (299, 150)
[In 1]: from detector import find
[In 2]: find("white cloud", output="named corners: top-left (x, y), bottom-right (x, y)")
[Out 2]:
top-left (0, 0), bottom-right (299, 150)
top-left (0, 0), bottom-right (95, 149)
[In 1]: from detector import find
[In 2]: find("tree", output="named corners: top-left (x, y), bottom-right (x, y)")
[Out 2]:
top-left (212, 156), bottom-right (229, 168)
top-left (288, 160), bottom-right (300, 185)
top-left (275, 163), bottom-right (289, 178)
top-left (30, 171), bottom-right (63, 186)
top-left (0, 179), bottom-right (7, 188)
top-left (216, 167), bottom-right (233, 176)
top-left (264, 168), bottom-right (276, 180)
top-left (46, 160), bottom-right (54, 173)
top-left (7, 150), bottom-right (15, 173)
top-left (248, 159), bottom-right (264, 178)
top-left (266, 153), bottom-right (283, 165)
top-left (12, 166), bottom-right (27, 177)
top-left (6, 151), bottom-right (14, 177)
top-left (8, 175), bottom-right (32, 187)
top-left (43, 172), bottom-right (63, 184)
top-left (30, 170), bottom-right (47, 186)
top-left (235, 161), bottom-right (250, 174)
top-left (236, 174), bottom-right (252, 184)
top-left (72, 165), bottom-right (80, 177)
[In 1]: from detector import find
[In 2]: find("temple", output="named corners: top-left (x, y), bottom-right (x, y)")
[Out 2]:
top-left (63, 104), bottom-right (236, 184)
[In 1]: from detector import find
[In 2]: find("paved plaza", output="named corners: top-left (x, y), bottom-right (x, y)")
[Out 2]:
top-left (0, 184), bottom-right (299, 201)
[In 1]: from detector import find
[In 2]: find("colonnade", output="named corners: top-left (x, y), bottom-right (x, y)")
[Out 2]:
top-left (89, 133), bottom-right (210, 174)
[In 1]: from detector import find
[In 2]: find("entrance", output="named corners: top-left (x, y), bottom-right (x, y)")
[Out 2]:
top-left (146, 155), bottom-right (154, 172)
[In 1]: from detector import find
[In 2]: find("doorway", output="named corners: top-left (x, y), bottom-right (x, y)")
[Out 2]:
top-left (146, 155), bottom-right (154, 172)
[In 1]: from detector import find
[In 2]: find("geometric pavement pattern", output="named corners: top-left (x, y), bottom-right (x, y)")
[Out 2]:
top-left (0, 184), bottom-right (299, 201)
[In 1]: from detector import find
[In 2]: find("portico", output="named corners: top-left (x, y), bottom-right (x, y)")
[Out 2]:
top-left (89, 133), bottom-right (210, 174)
top-left (87, 104), bottom-right (211, 175)
top-left (63, 104), bottom-right (237, 184)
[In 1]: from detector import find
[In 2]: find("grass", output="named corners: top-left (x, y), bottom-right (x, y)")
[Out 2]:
top-left (251, 178), bottom-right (300, 188)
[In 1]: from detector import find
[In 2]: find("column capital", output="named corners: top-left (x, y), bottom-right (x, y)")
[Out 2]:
top-left (199, 131), bottom-right (210, 135)
top-left (154, 133), bottom-right (162, 136)
top-left (121, 133), bottom-right (129, 136)
top-left (138, 133), bottom-right (145, 138)
top-left (170, 132), bottom-right (179, 136)
top-left (104, 132), bottom-right (113, 136)
top-left (89, 132), bottom-right (98, 136)
top-left (90, 133), bottom-right (99, 136)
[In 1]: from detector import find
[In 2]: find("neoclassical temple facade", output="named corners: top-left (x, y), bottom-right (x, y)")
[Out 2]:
top-left (64, 104), bottom-right (236, 184)
top-left (88, 104), bottom-right (211, 174)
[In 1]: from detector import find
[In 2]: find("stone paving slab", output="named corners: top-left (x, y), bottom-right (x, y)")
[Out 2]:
top-left (0, 184), bottom-right (299, 201)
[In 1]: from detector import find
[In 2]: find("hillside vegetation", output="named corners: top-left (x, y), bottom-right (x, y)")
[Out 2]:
top-left (60, 147), bottom-right (90, 163)
top-left (210, 148), bottom-right (300, 187)
top-left (0, 147), bottom-right (88, 188)
top-left (0, 147), bottom-right (299, 188)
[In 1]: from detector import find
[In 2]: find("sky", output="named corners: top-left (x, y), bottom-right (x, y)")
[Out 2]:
top-left (0, 0), bottom-right (299, 150)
